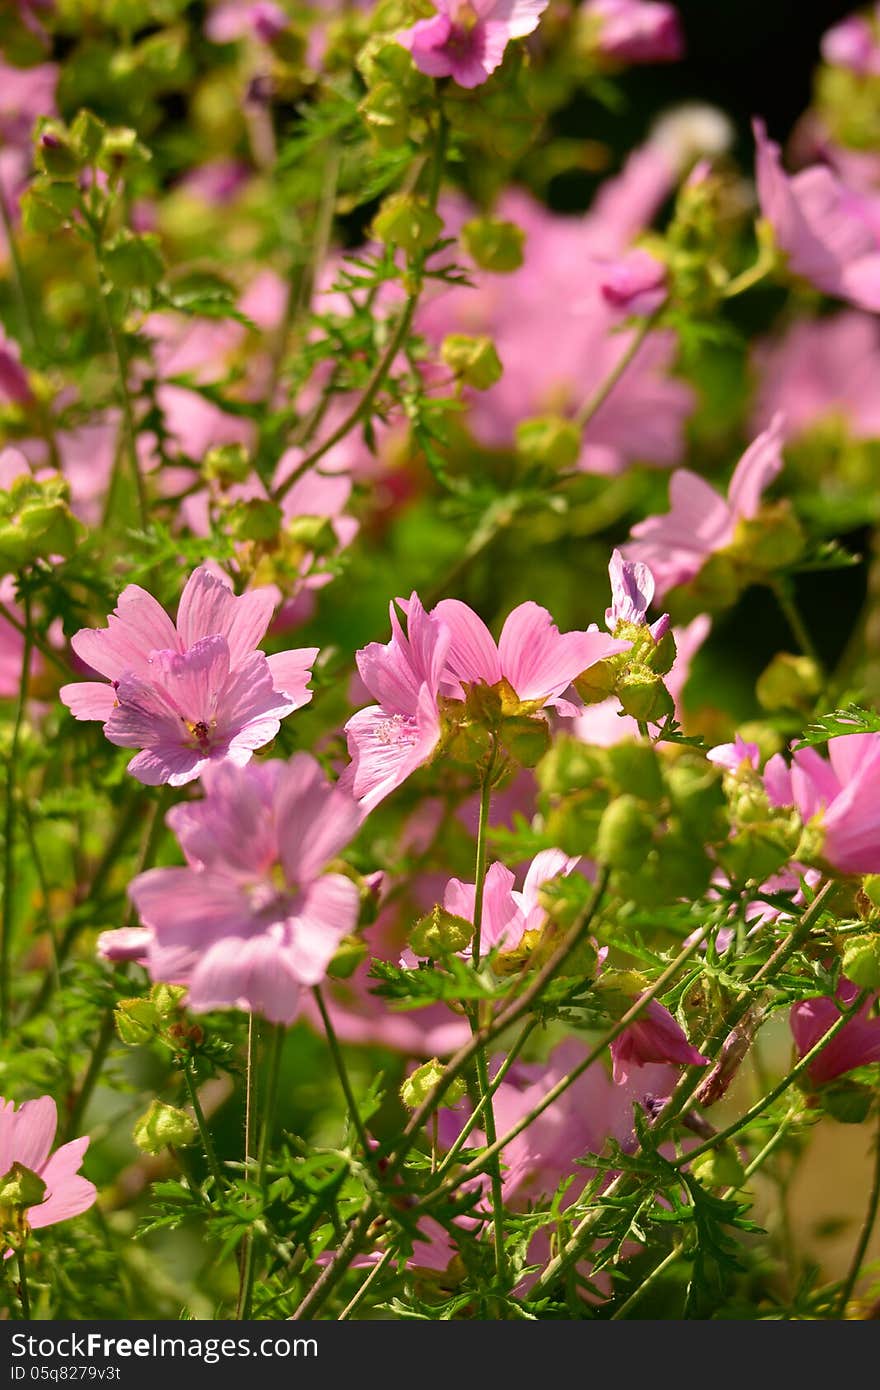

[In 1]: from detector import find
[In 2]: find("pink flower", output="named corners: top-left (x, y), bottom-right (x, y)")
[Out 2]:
top-left (0, 60), bottom-right (57, 149)
top-left (764, 733), bottom-right (880, 874)
top-left (584, 0), bottom-right (684, 64)
top-left (96, 927), bottom-right (153, 964)
top-left (0, 328), bottom-right (31, 405)
top-left (791, 978), bottom-right (880, 1084)
top-left (343, 593), bottom-right (450, 813)
top-left (623, 413), bottom-right (785, 599)
top-left (707, 735), bottom-right (761, 774)
top-left (0, 1095), bottom-right (96, 1250)
top-left (606, 547), bottom-right (669, 639)
top-left (752, 311), bottom-right (880, 444)
top-left (610, 997), bottom-right (708, 1084)
top-left (599, 247), bottom-right (667, 316)
top-left (821, 12), bottom-right (880, 76)
top-left (129, 754), bottom-right (362, 1023)
top-left (754, 117), bottom-right (880, 313)
top-left (60, 567), bottom-right (316, 787)
top-left (431, 597), bottom-right (626, 715)
top-left (440, 849), bottom-right (579, 956)
top-left (397, 0), bottom-right (549, 89)
top-left (206, 0), bottom-right (287, 43)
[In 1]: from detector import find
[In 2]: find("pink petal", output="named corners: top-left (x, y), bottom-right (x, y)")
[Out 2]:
top-left (431, 599), bottom-right (502, 690)
top-left (727, 414), bottom-right (785, 521)
top-left (275, 754), bottom-right (360, 885)
top-left (284, 874), bottom-right (361, 984)
top-left (28, 1136), bottom-right (96, 1230)
top-left (266, 647), bottom-right (317, 708)
top-left (498, 603), bottom-right (623, 702)
top-left (59, 681), bottom-right (117, 723)
top-left (176, 567), bottom-right (276, 668)
top-left (187, 934), bottom-right (304, 1023)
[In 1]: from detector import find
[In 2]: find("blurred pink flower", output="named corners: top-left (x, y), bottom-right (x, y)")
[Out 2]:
top-left (764, 733), bottom-right (880, 874)
top-left (622, 413), bottom-right (785, 598)
top-left (606, 546), bottom-right (669, 639)
top-left (599, 247), bottom-right (667, 315)
top-left (397, 0), bottom-right (549, 88)
top-left (130, 754), bottom-right (361, 1023)
top-left (0, 60), bottom-right (57, 148)
top-left (438, 849), bottom-right (579, 956)
top-left (206, 0), bottom-right (287, 43)
top-left (96, 927), bottom-right (152, 964)
top-left (791, 978), bottom-right (880, 1084)
top-left (0, 327), bottom-right (32, 405)
top-left (584, 0), bottom-right (684, 64)
top-left (754, 117), bottom-right (880, 313)
top-left (752, 311), bottom-right (880, 443)
top-left (60, 566), bottom-right (316, 786)
top-left (821, 10), bottom-right (880, 75)
top-left (0, 1095), bottom-right (96, 1249)
top-left (610, 997), bottom-right (708, 1084)
top-left (706, 735), bottom-right (760, 774)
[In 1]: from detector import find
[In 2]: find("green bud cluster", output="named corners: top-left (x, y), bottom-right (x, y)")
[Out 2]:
top-left (400, 1058), bottom-right (466, 1110)
top-left (0, 473), bottom-right (81, 569)
top-left (133, 1100), bottom-right (198, 1155)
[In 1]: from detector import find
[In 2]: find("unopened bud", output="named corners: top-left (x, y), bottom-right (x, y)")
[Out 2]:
top-left (616, 666), bottom-right (674, 723)
top-left (133, 1101), bottom-right (197, 1155)
top-left (596, 795), bottom-right (654, 871)
top-left (410, 905), bottom-right (473, 958)
top-left (440, 334), bottom-right (502, 390)
top-left (843, 935), bottom-right (880, 991)
top-left (400, 1059), bottom-right (466, 1110)
top-left (515, 415), bottom-right (580, 471)
top-left (461, 216), bottom-right (525, 272)
top-left (203, 443), bottom-right (252, 486)
top-left (756, 652), bottom-right (822, 712)
top-left (372, 193), bottom-right (442, 256)
top-left (114, 997), bottom-right (160, 1046)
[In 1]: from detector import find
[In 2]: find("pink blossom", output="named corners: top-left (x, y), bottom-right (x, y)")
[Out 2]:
top-left (754, 118), bottom-right (880, 313)
top-left (706, 735), bottom-right (761, 774)
top-left (342, 593), bottom-right (450, 813)
top-left (60, 567), bottom-right (316, 787)
top-left (431, 597), bottom-right (626, 715)
top-left (584, 0), bottom-right (684, 65)
top-left (623, 413), bottom-right (785, 599)
top-left (129, 755), bottom-right (361, 1023)
top-left (599, 247), bottom-right (667, 316)
top-left (397, 0), bottom-right (549, 89)
top-left (606, 547), bottom-right (669, 639)
top-left (821, 12), bottom-right (880, 76)
top-left (752, 311), bottom-right (880, 443)
top-left (0, 327), bottom-right (31, 405)
top-left (206, 0), bottom-right (287, 43)
top-left (764, 733), bottom-right (880, 874)
top-left (610, 997), bottom-right (709, 1084)
top-left (96, 927), bottom-right (153, 964)
top-left (0, 1095), bottom-right (96, 1249)
top-left (439, 849), bottom-right (579, 957)
top-left (791, 978), bottom-right (880, 1084)
top-left (0, 60), bottom-right (57, 149)
top-left (420, 162), bottom-right (694, 473)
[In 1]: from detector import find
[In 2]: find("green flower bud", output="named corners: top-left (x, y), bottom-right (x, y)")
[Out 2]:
top-left (595, 795), bottom-right (654, 872)
top-left (400, 1058), bottom-right (466, 1110)
top-left (114, 997), bottom-right (160, 1046)
top-left (410, 905), bottom-right (473, 958)
top-left (0, 474), bottom-right (80, 568)
top-left (756, 652), bottom-right (822, 712)
top-left (21, 180), bottom-right (79, 234)
top-left (501, 712), bottom-right (551, 768)
top-left (0, 1162), bottom-right (47, 1213)
top-left (226, 498), bottom-right (283, 542)
top-left (440, 334), bottom-right (503, 390)
top-left (596, 968), bottom-right (649, 1003)
top-left (150, 983), bottom-right (188, 1017)
top-left (666, 757), bottom-right (726, 833)
top-left (843, 935), bottom-right (880, 991)
top-left (103, 231), bottom-right (165, 290)
top-left (372, 193), bottom-right (442, 256)
top-left (133, 1101), bottom-right (197, 1156)
top-left (536, 736), bottom-right (605, 797)
top-left (99, 125), bottom-right (151, 170)
top-left (461, 216), bottom-right (525, 273)
top-left (863, 876), bottom-right (880, 909)
top-left (651, 628), bottom-right (677, 676)
top-left (70, 109), bottom-right (106, 164)
top-left (203, 443), bottom-right (252, 487)
top-left (822, 1079), bottom-right (874, 1124)
top-left (515, 415), bottom-right (580, 471)
top-left (616, 666), bottom-right (675, 723)
top-left (602, 741), bottom-right (665, 802)
top-left (573, 657), bottom-right (620, 705)
top-left (691, 1147), bottom-right (746, 1189)
top-left (36, 123), bottom-right (78, 179)
top-left (729, 503), bottom-right (805, 572)
top-left (359, 82), bottom-right (410, 149)
top-left (285, 514), bottom-right (338, 555)
top-left (328, 934), bottom-right (369, 979)
top-left (717, 825), bottom-right (793, 885)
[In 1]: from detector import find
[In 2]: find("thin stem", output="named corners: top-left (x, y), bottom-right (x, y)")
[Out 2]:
top-left (610, 1241), bottom-right (682, 1320)
top-left (573, 309), bottom-right (662, 430)
top-left (236, 1014), bottom-right (259, 1320)
top-left (182, 1065), bottom-right (224, 1186)
top-left (837, 1107), bottom-right (880, 1316)
top-left (0, 186), bottom-right (39, 353)
top-left (16, 1252), bottom-right (30, 1320)
top-left (770, 578), bottom-right (822, 670)
top-left (257, 1024), bottom-right (285, 1184)
top-left (312, 986), bottom-right (371, 1157)
top-left (91, 255), bottom-right (148, 529)
top-left (63, 1006), bottom-right (115, 1142)
top-left (2, 591), bottom-right (33, 1036)
top-left (339, 1246), bottom-right (395, 1321)
top-left (435, 1020), bottom-right (536, 1177)
top-left (471, 742), bottom-right (496, 966)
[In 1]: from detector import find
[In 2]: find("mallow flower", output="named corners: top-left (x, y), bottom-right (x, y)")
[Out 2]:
top-left (129, 754), bottom-right (362, 1024)
top-left (610, 997), bottom-right (709, 1084)
top-left (790, 978), bottom-right (880, 1084)
top-left (0, 1095), bottom-right (96, 1252)
top-left (434, 849), bottom-right (579, 961)
top-left (622, 413), bottom-right (786, 600)
top-left (764, 733), bottom-right (880, 875)
top-left (397, 0), bottom-right (550, 89)
top-left (754, 118), bottom-right (880, 314)
top-left (60, 566), bottom-right (316, 786)
top-left (582, 0), bottom-right (684, 65)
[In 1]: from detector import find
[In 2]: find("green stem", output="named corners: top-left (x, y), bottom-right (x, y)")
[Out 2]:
top-left (63, 1005), bottom-right (115, 1142)
top-left (838, 1106), bottom-right (880, 1316)
top-left (92, 258), bottom-right (148, 529)
top-left (610, 1241), bottom-right (682, 1320)
top-left (236, 1014), bottom-right (260, 1320)
top-left (313, 986), bottom-right (370, 1157)
top-left (2, 591), bottom-right (33, 1036)
top-left (435, 1020), bottom-right (536, 1177)
top-left (16, 1252), bottom-right (30, 1320)
top-left (182, 1065), bottom-right (224, 1187)
top-left (770, 578), bottom-right (822, 671)
top-left (573, 309), bottom-right (662, 431)
top-left (338, 1246), bottom-right (395, 1321)
top-left (0, 186), bottom-right (39, 353)
top-left (257, 1024), bottom-right (285, 1184)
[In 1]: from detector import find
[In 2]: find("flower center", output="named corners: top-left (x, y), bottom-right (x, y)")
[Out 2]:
top-left (183, 717), bottom-right (215, 750)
